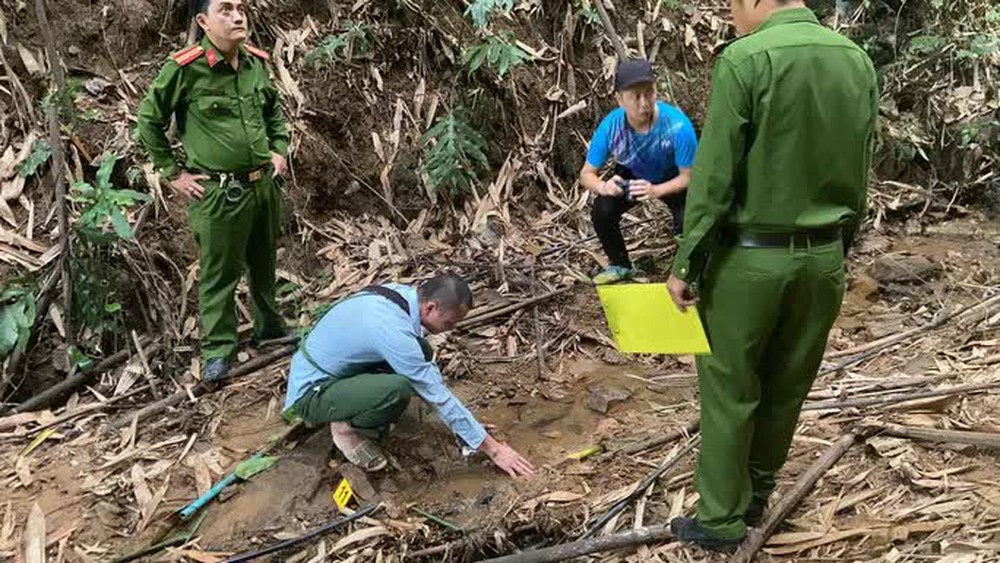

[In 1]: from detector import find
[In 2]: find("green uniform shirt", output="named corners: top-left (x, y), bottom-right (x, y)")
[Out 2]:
top-left (135, 37), bottom-right (291, 179)
top-left (672, 8), bottom-right (878, 282)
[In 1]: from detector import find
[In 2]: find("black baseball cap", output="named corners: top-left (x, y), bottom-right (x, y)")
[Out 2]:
top-left (614, 59), bottom-right (656, 92)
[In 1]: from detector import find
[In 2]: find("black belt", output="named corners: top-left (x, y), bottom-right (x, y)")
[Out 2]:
top-left (194, 165), bottom-right (270, 202)
top-left (723, 227), bottom-right (842, 249)
top-left (195, 165), bottom-right (269, 184)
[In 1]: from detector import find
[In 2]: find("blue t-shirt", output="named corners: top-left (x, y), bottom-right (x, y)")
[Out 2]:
top-left (586, 101), bottom-right (698, 184)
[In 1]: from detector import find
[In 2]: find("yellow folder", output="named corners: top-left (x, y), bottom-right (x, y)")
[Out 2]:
top-left (597, 283), bottom-right (711, 355)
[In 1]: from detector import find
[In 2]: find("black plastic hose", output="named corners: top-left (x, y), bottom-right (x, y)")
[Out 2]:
top-left (223, 504), bottom-right (380, 563)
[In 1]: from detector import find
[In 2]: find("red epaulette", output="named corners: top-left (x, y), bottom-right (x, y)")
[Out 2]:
top-left (244, 43), bottom-right (270, 60)
top-left (171, 45), bottom-right (205, 67)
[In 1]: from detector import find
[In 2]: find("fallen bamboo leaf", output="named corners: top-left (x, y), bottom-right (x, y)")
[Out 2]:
top-left (20, 427), bottom-right (57, 457)
top-left (15, 455), bottom-right (32, 487)
top-left (166, 549), bottom-right (231, 562)
top-left (765, 528), bottom-right (871, 555)
top-left (0, 412), bottom-right (42, 432)
top-left (533, 491), bottom-right (584, 504)
top-left (131, 464), bottom-right (152, 512)
top-left (331, 526), bottom-right (388, 552)
top-left (0, 502), bottom-right (14, 552)
top-left (24, 502), bottom-right (45, 563)
top-left (566, 445), bottom-right (601, 461)
top-left (138, 475), bottom-right (171, 533)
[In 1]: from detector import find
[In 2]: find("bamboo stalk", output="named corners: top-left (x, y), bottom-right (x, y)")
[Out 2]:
top-left (456, 287), bottom-right (571, 329)
top-left (825, 294), bottom-right (1000, 360)
top-left (10, 339), bottom-right (159, 414)
top-left (592, 0), bottom-right (628, 60)
top-left (802, 379), bottom-right (1000, 412)
top-left (34, 0), bottom-right (73, 350)
top-left (868, 423), bottom-right (1000, 449)
top-left (479, 525), bottom-right (673, 563)
top-left (733, 433), bottom-right (858, 563)
top-left (109, 345), bottom-right (296, 429)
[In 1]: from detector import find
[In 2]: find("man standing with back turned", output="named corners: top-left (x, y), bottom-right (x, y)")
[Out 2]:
top-left (666, 0), bottom-right (878, 551)
top-left (136, 0), bottom-right (290, 382)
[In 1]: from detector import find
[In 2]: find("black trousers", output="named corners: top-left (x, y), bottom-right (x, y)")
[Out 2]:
top-left (592, 191), bottom-right (685, 269)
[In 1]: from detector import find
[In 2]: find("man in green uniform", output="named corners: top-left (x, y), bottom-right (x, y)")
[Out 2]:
top-left (136, 0), bottom-right (291, 382)
top-left (665, 0), bottom-right (878, 550)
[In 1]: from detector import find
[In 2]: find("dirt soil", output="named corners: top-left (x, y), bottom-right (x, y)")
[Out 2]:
top-left (2, 217), bottom-right (998, 562)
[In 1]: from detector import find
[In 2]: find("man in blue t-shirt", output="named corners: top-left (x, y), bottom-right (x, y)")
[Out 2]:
top-left (579, 59), bottom-right (698, 285)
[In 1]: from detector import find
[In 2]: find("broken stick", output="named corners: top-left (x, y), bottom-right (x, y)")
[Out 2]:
top-left (608, 418), bottom-right (700, 458)
top-left (480, 525), bottom-right (673, 563)
top-left (110, 345), bottom-right (296, 429)
top-left (826, 294), bottom-right (1000, 360)
top-left (867, 423), bottom-right (1000, 449)
top-left (456, 287), bottom-right (571, 329)
top-left (802, 379), bottom-right (1000, 412)
top-left (732, 433), bottom-right (858, 563)
top-left (592, 0), bottom-right (629, 60)
top-left (9, 339), bottom-right (160, 414)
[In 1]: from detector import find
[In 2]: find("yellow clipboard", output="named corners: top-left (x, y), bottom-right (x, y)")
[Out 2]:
top-left (597, 283), bottom-right (711, 355)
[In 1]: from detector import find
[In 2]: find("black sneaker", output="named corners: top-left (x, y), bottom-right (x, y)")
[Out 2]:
top-left (745, 498), bottom-right (766, 527)
top-left (670, 517), bottom-right (745, 553)
top-left (203, 358), bottom-right (231, 382)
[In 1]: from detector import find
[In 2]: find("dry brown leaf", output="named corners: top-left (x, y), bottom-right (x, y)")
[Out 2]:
top-left (766, 531), bottom-right (827, 546)
top-left (138, 476), bottom-right (170, 533)
top-left (0, 198), bottom-right (16, 228)
top-left (1, 176), bottom-right (25, 202)
top-left (16, 43), bottom-right (44, 75)
top-left (331, 526), bottom-right (388, 552)
top-left (23, 502), bottom-right (45, 563)
top-left (15, 455), bottom-right (33, 487)
top-left (193, 456), bottom-right (213, 497)
top-left (766, 528), bottom-right (871, 555)
top-left (536, 491), bottom-right (584, 504)
top-left (131, 465), bottom-right (151, 510)
top-left (0, 502), bottom-right (14, 552)
top-left (167, 549), bottom-right (230, 562)
top-left (0, 412), bottom-right (42, 432)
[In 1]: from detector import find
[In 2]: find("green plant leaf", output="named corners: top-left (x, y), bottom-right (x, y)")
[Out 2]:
top-left (16, 139), bottom-right (52, 178)
top-left (96, 153), bottom-right (119, 189)
top-left (908, 35), bottom-right (944, 55)
top-left (109, 208), bottom-right (134, 240)
top-left (0, 286), bottom-right (35, 360)
top-left (466, 0), bottom-right (514, 29)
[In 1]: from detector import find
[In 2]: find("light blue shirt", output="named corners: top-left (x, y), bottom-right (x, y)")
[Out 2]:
top-left (283, 284), bottom-right (488, 450)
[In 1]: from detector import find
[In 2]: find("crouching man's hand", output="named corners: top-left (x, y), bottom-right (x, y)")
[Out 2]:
top-left (481, 434), bottom-right (535, 477)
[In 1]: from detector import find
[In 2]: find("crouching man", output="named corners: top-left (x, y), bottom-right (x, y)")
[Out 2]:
top-left (283, 274), bottom-right (534, 477)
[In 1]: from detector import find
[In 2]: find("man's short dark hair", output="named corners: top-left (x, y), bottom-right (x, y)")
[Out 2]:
top-left (418, 274), bottom-right (474, 311)
top-left (189, 0), bottom-right (211, 15)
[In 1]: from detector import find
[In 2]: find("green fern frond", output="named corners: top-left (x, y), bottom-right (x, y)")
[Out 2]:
top-left (421, 112), bottom-right (489, 197)
top-left (462, 33), bottom-right (531, 77)
top-left (466, 0), bottom-right (515, 29)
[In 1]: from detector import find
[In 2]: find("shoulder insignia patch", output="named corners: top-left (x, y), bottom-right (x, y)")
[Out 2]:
top-left (171, 45), bottom-right (205, 66)
top-left (244, 43), bottom-right (270, 60)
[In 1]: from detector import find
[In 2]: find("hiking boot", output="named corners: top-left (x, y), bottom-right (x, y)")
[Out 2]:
top-left (670, 517), bottom-right (745, 552)
top-left (203, 358), bottom-right (231, 383)
top-left (592, 265), bottom-right (633, 285)
top-left (745, 497), bottom-right (766, 527)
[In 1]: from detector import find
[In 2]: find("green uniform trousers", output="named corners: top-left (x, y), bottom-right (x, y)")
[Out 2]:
top-left (288, 338), bottom-right (431, 436)
top-left (292, 374), bottom-right (414, 437)
top-left (189, 173), bottom-right (284, 360)
top-left (694, 240), bottom-right (845, 539)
